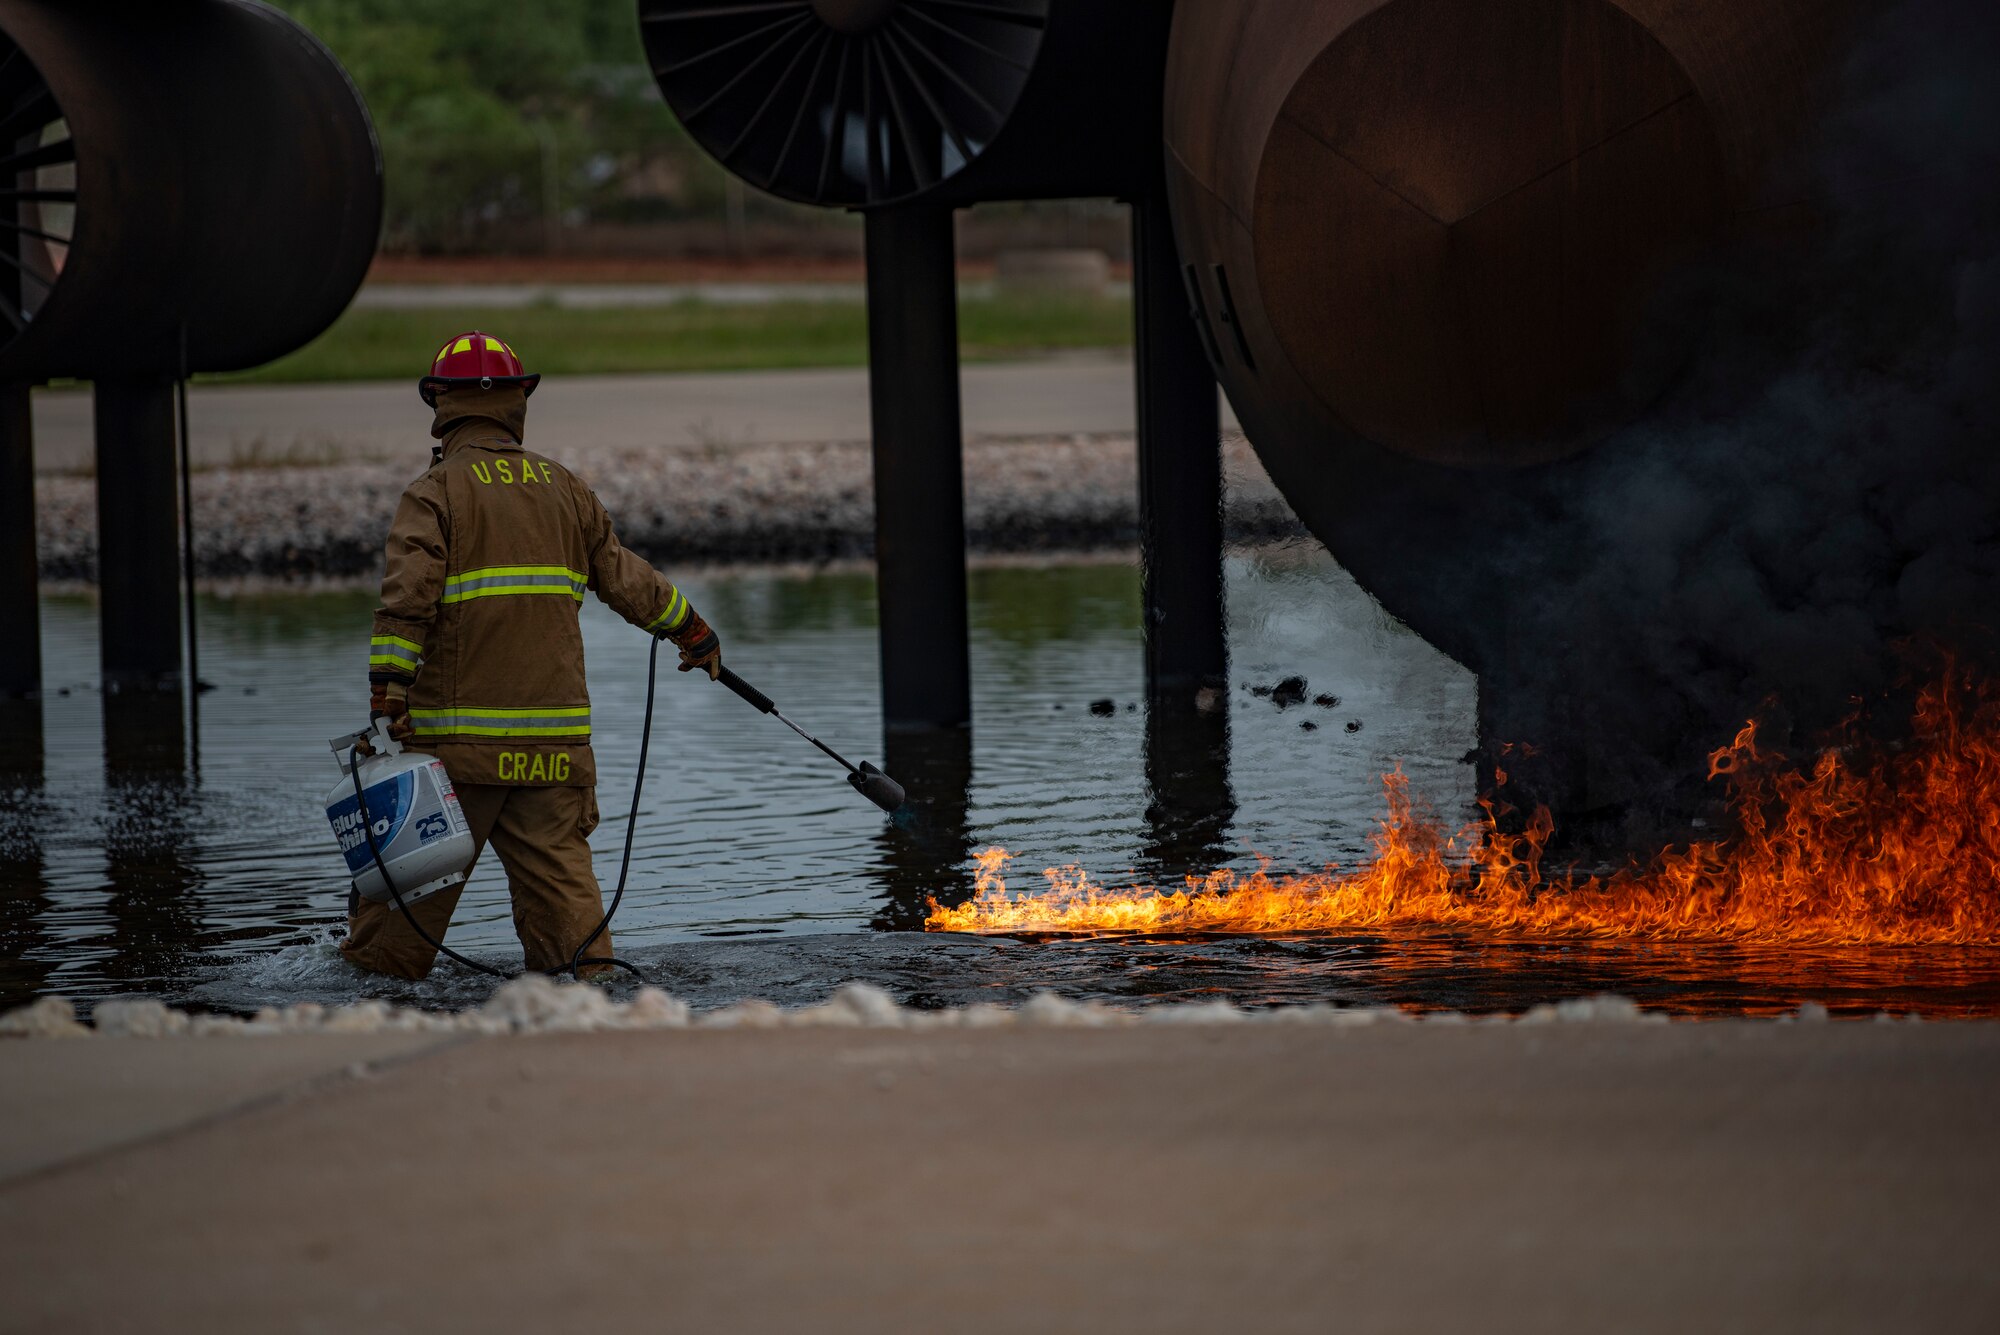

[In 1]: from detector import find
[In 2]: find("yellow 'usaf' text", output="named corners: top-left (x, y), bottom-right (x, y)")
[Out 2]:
top-left (470, 459), bottom-right (556, 485)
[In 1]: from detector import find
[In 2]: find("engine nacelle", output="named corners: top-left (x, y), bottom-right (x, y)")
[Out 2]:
top-left (0, 0), bottom-right (381, 383)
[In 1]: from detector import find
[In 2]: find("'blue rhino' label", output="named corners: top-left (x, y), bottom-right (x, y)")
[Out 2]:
top-left (327, 772), bottom-right (415, 874)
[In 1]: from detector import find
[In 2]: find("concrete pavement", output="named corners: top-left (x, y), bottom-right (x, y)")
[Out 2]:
top-left (3, 1022), bottom-right (1995, 1333)
top-left (0, 1033), bottom-right (457, 1182)
top-left (31, 353), bottom-right (1235, 473)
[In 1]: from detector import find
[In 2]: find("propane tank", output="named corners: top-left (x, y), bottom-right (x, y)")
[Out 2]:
top-left (324, 718), bottom-right (473, 906)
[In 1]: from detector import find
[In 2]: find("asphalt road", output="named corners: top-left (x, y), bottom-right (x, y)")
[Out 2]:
top-left (2, 1021), bottom-right (1994, 1333)
top-left (30, 352), bottom-right (1234, 474)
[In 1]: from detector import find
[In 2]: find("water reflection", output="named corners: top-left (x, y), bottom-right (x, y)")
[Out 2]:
top-left (82, 555), bottom-right (1986, 1019)
top-left (1285, 931), bottom-right (2000, 1019)
top-left (0, 699), bottom-right (52, 997)
top-left (869, 728), bottom-right (975, 930)
top-left (1140, 694), bottom-right (1235, 884)
top-left (97, 689), bottom-right (204, 987)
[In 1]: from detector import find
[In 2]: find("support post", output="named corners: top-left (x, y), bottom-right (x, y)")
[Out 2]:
top-left (101, 685), bottom-right (194, 980)
top-left (1132, 193), bottom-right (1227, 702)
top-left (0, 696), bottom-right (51, 1000)
top-left (0, 382), bottom-right (38, 697)
top-left (870, 727), bottom-right (975, 930)
top-left (864, 206), bottom-right (970, 731)
top-left (93, 377), bottom-right (183, 691)
top-left (1143, 695), bottom-right (1236, 884)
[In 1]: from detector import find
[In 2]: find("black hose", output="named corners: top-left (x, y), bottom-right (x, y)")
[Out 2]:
top-left (177, 324), bottom-right (199, 699)
top-left (550, 635), bottom-right (660, 980)
top-left (346, 635), bottom-right (659, 984)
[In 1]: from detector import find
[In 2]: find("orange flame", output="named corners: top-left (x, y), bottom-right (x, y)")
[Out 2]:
top-left (927, 672), bottom-right (2000, 944)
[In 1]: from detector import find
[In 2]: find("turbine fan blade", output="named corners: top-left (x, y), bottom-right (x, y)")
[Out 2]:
top-left (908, 0), bottom-right (1045, 28)
top-left (881, 27), bottom-right (973, 169)
top-left (644, 2), bottom-right (812, 22)
top-left (771, 29), bottom-right (835, 184)
top-left (0, 136), bottom-right (73, 176)
top-left (816, 39), bottom-right (854, 201)
top-left (643, 0), bottom-right (1048, 205)
top-left (681, 11), bottom-right (816, 122)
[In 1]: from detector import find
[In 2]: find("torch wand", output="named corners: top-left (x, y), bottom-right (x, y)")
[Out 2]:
top-left (715, 667), bottom-right (907, 814)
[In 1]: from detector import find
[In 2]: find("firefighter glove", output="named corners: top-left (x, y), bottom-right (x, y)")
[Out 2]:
top-left (670, 610), bottom-right (722, 681)
top-left (369, 679), bottom-right (415, 744)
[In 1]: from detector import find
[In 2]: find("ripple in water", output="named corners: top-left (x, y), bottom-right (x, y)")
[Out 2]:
top-left (7, 551), bottom-right (1997, 1017)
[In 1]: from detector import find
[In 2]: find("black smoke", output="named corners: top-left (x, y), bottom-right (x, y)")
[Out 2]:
top-left (1476, 0), bottom-right (2000, 838)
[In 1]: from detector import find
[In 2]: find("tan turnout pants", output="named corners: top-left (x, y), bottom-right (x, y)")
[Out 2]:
top-left (340, 783), bottom-right (612, 980)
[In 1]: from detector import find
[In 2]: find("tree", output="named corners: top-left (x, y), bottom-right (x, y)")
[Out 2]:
top-left (275, 0), bottom-right (694, 251)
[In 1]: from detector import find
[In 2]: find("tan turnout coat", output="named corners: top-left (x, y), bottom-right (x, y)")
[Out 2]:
top-left (368, 428), bottom-right (690, 788)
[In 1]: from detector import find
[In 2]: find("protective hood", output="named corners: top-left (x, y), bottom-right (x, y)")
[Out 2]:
top-left (430, 383), bottom-right (528, 447)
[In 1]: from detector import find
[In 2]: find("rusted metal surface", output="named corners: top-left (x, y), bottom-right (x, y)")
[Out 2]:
top-left (0, 0), bottom-right (381, 382)
top-left (1255, 0), bottom-right (1726, 466)
top-left (1157, 0), bottom-right (2000, 843)
top-left (1163, 0), bottom-right (1864, 666)
top-left (1166, 0), bottom-right (1854, 474)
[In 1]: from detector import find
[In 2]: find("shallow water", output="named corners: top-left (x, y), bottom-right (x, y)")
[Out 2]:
top-left (4, 550), bottom-right (1997, 1017)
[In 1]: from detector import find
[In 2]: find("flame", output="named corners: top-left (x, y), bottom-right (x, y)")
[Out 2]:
top-left (927, 671), bottom-right (2000, 944)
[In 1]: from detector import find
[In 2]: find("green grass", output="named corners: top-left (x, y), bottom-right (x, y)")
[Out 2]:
top-left (206, 293), bottom-right (1133, 386)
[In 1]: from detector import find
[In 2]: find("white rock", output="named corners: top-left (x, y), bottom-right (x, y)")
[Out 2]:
top-left (322, 1001), bottom-right (395, 1034)
top-left (453, 1012), bottom-right (514, 1035)
top-left (92, 999), bottom-right (193, 1038)
top-left (277, 1003), bottom-right (329, 1033)
top-left (620, 988), bottom-right (691, 1029)
top-left (698, 1000), bottom-right (785, 1029)
top-left (478, 974), bottom-right (617, 1032)
top-left (825, 983), bottom-right (906, 1028)
top-left (1517, 994), bottom-right (1659, 1025)
top-left (0, 996), bottom-right (90, 1039)
top-left (1795, 1002), bottom-right (1831, 1024)
top-left (1264, 995), bottom-right (1408, 1031)
top-left (0, 980), bottom-right (1698, 1038)
top-left (1292, 1005), bottom-right (1413, 1026)
top-left (1019, 991), bottom-right (1126, 1028)
top-left (788, 1001), bottom-right (865, 1028)
top-left (1140, 1000), bottom-right (1245, 1025)
top-left (542, 989), bottom-right (623, 1034)
top-left (957, 1003), bottom-right (1017, 1029)
top-left (190, 1014), bottom-right (250, 1037)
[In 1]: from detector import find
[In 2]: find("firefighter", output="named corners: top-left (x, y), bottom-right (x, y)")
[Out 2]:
top-left (341, 330), bottom-right (721, 980)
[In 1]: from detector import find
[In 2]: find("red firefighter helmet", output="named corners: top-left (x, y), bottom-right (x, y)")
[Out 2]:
top-left (417, 330), bottom-right (541, 407)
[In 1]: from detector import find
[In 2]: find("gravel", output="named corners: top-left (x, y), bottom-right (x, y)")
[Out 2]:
top-left (36, 432), bottom-right (1305, 583)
